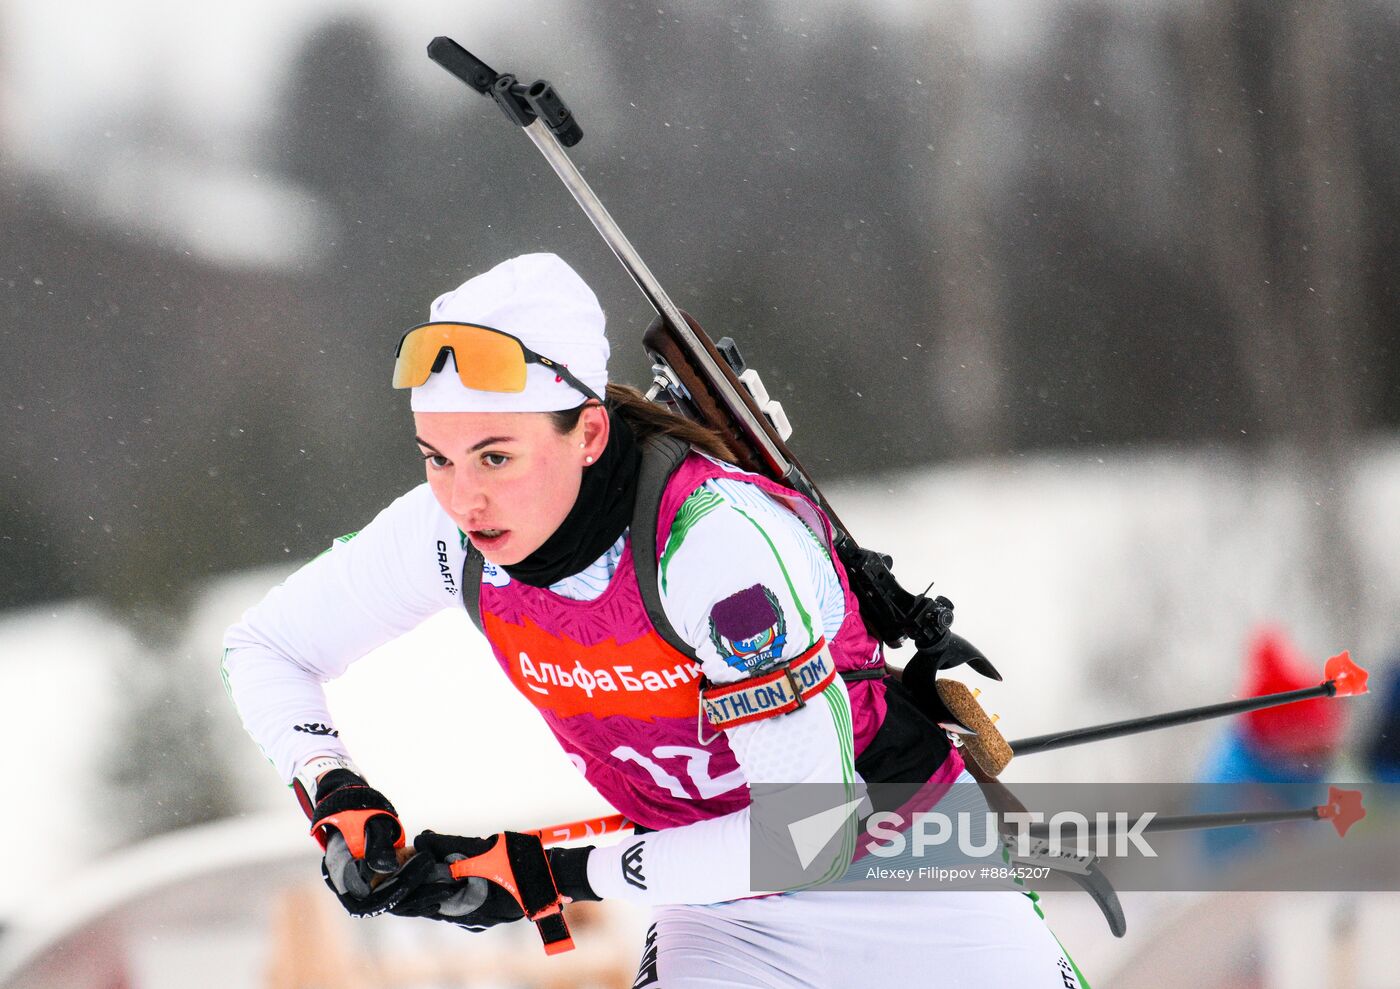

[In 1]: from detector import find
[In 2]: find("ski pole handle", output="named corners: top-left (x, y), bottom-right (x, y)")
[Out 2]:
top-left (446, 831), bottom-right (577, 955)
top-left (437, 818), bottom-right (635, 955)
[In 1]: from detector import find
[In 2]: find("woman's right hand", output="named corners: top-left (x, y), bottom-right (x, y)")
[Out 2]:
top-left (322, 831), bottom-right (435, 916)
top-left (310, 769), bottom-right (419, 915)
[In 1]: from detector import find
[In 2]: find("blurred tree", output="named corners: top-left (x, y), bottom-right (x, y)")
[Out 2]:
top-left (268, 17), bottom-right (443, 528)
top-left (1351, 1), bottom-right (1400, 429)
top-left (996, 4), bottom-right (1242, 451)
top-left (1171, 0), bottom-right (1372, 641)
top-left (774, 10), bottom-right (950, 470)
top-left (0, 474), bottom-right (78, 607)
top-left (275, 19), bottom-right (398, 230)
top-left (574, 1), bottom-right (950, 474)
top-left (917, 2), bottom-right (1011, 456)
top-left (1173, 0), bottom-right (1371, 450)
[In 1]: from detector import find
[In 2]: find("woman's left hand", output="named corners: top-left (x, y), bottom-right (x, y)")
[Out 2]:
top-left (389, 830), bottom-right (600, 930)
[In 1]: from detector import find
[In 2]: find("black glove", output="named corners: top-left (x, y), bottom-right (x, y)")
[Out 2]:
top-left (310, 769), bottom-right (412, 916)
top-left (391, 830), bottom-right (601, 931)
top-left (322, 830), bottom-right (435, 917)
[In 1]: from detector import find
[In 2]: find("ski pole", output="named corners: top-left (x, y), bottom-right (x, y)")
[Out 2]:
top-left (1025, 785), bottom-right (1366, 841)
top-left (937, 652), bottom-right (1367, 777)
top-left (530, 812), bottom-right (634, 846)
top-left (1009, 651), bottom-right (1368, 757)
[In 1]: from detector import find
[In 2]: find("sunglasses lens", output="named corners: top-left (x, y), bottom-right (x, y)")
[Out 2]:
top-left (392, 324), bottom-right (529, 392)
top-left (393, 324), bottom-right (450, 388)
top-left (457, 328), bottom-right (528, 392)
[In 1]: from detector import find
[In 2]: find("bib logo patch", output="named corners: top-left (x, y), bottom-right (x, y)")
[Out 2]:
top-left (709, 583), bottom-right (787, 673)
top-left (482, 560), bottom-right (511, 587)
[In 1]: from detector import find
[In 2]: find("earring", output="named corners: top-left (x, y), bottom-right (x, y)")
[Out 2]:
top-left (585, 455), bottom-right (595, 464)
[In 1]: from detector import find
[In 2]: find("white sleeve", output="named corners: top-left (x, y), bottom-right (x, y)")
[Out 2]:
top-left (586, 478), bottom-right (860, 904)
top-left (220, 484), bottom-right (464, 784)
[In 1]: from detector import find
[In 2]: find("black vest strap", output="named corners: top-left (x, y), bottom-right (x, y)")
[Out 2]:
top-left (627, 434), bottom-right (697, 659)
top-left (462, 540), bottom-right (486, 634)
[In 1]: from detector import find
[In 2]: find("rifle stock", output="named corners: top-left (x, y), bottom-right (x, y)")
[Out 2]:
top-left (642, 312), bottom-right (824, 502)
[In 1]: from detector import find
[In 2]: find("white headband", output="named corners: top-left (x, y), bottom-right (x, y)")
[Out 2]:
top-left (410, 253), bottom-right (609, 414)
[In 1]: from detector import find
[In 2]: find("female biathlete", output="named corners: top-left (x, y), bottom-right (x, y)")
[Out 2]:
top-left (223, 253), bottom-right (1085, 987)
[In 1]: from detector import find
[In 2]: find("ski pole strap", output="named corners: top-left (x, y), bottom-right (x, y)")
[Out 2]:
top-left (448, 831), bottom-right (575, 955)
top-left (308, 776), bottom-right (405, 856)
top-left (700, 639), bottom-right (837, 730)
top-left (839, 665), bottom-right (889, 682)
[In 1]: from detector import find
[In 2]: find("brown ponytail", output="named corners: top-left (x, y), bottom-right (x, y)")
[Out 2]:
top-left (548, 383), bottom-right (735, 462)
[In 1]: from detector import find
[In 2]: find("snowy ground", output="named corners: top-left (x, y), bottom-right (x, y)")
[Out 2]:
top-left (2, 436), bottom-right (1397, 985)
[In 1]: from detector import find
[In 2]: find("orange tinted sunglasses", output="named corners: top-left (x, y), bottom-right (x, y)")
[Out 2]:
top-left (392, 321), bottom-right (601, 403)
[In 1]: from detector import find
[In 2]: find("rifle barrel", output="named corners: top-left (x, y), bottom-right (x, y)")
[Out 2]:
top-left (520, 120), bottom-right (791, 477)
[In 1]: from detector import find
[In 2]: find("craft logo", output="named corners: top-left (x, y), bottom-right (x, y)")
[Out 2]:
top-left (622, 841), bottom-right (647, 890)
top-left (435, 540), bottom-right (458, 595)
top-left (292, 722), bottom-right (339, 737)
top-left (709, 584), bottom-right (787, 673)
top-left (1056, 956), bottom-right (1081, 988)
